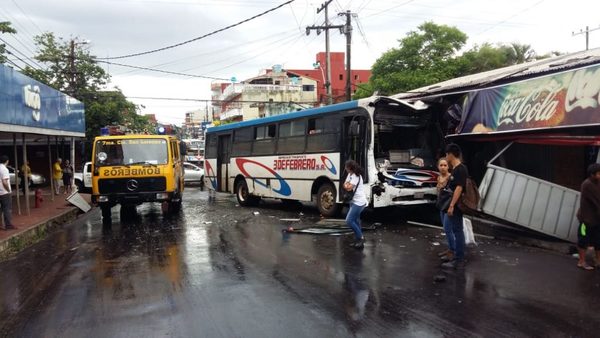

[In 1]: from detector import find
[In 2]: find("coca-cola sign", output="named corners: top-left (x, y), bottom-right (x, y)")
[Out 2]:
top-left (458, 63), bottom-right (600, 134)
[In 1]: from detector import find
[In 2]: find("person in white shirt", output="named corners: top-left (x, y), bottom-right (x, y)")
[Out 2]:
top-left (0, 155), bottom-right (15, 230)
top-left (343, 160), bottom-right (368, 249)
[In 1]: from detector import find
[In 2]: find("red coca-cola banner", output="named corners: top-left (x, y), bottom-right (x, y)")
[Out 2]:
top-left (457, 63), bottom-right (600, 134)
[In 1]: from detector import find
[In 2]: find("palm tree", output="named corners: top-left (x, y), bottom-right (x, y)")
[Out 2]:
top-left (507, 43), bottom-right (536, 65)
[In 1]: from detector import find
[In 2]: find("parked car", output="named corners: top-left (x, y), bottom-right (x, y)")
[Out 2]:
top-left (74, 162), bottom-right (92, 193)
top-left (7, 166), bottom-right (46, 187)
top-left (183, 162), bottom-right (204, 188)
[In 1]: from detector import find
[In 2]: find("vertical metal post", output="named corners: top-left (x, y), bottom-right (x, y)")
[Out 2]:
top-left (48, 136), bottom-right (54, 201)
top-left (22, 134), bottom-right (29, 215)
top-left (324, 3), bottom-right (332, 105)
top-left (344, 10), bottom-right (352, 101)
top-left (13, 133), bottom-right (20, 215)
top-left (586, 26), bottom-right (589, 51)
top-left (71, 137), bottom-right (75, 193)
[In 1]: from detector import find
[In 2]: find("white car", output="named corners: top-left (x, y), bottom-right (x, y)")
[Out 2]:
top-left (183, 162), bottom-right (204, 187)
top-left (7, 166), bottom-right (46, 187)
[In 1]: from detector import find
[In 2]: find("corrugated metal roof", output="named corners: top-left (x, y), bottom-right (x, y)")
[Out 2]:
top-left (392, 47), bottom-right (600, 100)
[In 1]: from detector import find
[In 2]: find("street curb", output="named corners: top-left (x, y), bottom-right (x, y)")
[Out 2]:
top-left (0, 207), bottom-right (83, 261)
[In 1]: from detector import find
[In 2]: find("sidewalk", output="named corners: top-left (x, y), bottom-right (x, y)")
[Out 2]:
top-left (0, 187), bottom-right (92, 260)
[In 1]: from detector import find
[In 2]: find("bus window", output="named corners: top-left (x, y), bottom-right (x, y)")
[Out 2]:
top-left (307, 117), bottom-right (340, 152)
top-left (253, 124), bottom-right (277, 155)
top-left (233, 127), bottom-right (253, 157)
top-left (255, 124), bottom-right (276, 140)
top-left (205, 134), bottom-right (218, 159)
top-left (278, 120), bottom-right (306, 154)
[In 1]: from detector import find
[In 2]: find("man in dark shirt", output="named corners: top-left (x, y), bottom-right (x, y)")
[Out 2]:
top-left (576, 163), bottom-right (600, 270)
top-left (442, 143), bottom-right (468, 269)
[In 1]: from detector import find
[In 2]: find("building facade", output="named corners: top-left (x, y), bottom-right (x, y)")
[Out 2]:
top-left (288, 52), bottom-right (371, 104)
top-left (217, 66), bottom-right (319, 123)
top-left (212, 52), bottom-right (372, 123)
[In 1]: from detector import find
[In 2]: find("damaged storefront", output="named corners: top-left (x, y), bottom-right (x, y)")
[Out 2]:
top-left (393, 48), bottom-right (600, 242)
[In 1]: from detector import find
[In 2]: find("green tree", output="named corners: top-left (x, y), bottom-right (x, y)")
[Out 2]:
top-left (355, 22), bottom-right (467, 98)
top-left (505, 42), bottom-right (536, 65)
top-left (24, 32), bottom-right (151, 140)
top-left (22, 32), bottom-right (109, 100)
top-left (0, 22), bottom-right (17, 63)
top-left (354, 22), bottom-right (547, 99)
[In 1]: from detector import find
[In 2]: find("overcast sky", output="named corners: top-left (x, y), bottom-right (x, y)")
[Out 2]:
top-left (3, 0), bottom-right (600, 125)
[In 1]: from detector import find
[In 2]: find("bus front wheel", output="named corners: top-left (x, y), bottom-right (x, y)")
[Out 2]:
top-left (317, 183), bottom-right (340, 217)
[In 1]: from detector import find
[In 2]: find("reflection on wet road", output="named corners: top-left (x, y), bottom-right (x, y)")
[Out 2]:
top-left (1, 188), bottom-right (600, 337)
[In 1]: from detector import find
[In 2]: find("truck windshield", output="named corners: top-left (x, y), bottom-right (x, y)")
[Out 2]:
top-left (95, 138), bottom-right (169, 166)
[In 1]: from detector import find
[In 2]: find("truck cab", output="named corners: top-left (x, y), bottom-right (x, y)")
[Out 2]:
top-left (91, 134), bottom-right (185, 226)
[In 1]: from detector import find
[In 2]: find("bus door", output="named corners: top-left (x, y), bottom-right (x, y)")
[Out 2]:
top-left (342, 115), bottom-right (369, 185)
top-left (217, 134), bottom-right (231, 192)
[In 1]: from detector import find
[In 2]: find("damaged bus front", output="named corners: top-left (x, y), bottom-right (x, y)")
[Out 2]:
top-left (370, 97), bottom-right (440, 207)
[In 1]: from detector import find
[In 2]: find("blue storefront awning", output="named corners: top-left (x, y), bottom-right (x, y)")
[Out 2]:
top-left (0, 64), bottom-right (85, 137)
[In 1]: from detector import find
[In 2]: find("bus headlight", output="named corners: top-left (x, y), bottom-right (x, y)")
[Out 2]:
top-left (98, 196), bottom-right (109, 202)
top-left (156, 193), bottom-right (169, 200)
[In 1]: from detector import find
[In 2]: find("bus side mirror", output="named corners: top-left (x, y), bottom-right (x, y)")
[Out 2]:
top-left (349, 121), bottom-right (360, 136)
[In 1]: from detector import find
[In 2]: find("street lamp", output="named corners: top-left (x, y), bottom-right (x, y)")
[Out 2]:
top-left (312, 61), bottom-right (330, 105)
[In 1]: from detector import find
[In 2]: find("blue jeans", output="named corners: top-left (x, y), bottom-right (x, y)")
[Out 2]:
top-left (440, 211), bottom-right (455, 252)
top-left (444, 209), bottom-right (465, 261)
top-left (346, 203), bottom-right (366, 240)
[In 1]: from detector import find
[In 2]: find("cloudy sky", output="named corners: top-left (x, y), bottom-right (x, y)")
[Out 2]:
top-left (2, 0), bottom-right (600, 125)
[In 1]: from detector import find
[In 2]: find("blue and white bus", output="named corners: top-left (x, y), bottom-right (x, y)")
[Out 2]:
top-left (203, 97), bottom-right (441, 217)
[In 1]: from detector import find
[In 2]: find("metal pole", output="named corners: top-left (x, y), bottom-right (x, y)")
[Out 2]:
top-left (324, 4), bottom-right (332, 105)
top-left (71, 137), bottom-right (75, 193)
top-left (22, 134), bottom-right (29, 215)
top-left (586, 26), bottom-right (589, 51)
top-left (344, 10), bottom-right (352, 102)
top-left (13, 133), bottom-right (20, 215)
top-left (48, 136), bottom-right (54, 201)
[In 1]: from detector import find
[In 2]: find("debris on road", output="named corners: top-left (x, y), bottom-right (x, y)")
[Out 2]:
top-left (253, 211), bottom-right (260, 216)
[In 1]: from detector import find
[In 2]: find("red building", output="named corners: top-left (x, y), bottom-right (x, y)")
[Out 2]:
top-left (288, 52), bottom-right (371, 104)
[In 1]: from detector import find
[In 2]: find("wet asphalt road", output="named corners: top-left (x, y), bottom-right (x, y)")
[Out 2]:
top-left (1, 187), bottom-right (600, 337)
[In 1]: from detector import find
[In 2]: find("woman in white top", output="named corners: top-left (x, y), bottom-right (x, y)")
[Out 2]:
top-left (343, 160), bottom-right (368, 249)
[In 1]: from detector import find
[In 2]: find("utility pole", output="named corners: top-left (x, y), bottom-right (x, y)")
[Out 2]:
top-left (339, 10), bottom-right (353, 101)
top-left (572, 25), bottom-right (600, 51)
top-left (306, 0), bottom-right (343, 105)
top-left (69, 40), bottom-right (76, 97)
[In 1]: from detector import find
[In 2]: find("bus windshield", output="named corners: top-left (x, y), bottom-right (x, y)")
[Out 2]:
top-left (95, 138), bottom-right (169, 166)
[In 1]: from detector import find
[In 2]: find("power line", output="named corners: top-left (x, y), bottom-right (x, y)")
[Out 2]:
top-left (10, 0), bottom-right (45, 36)
top-left (0, 39), bottom-right (43, 71)
top-left (103, 0), bottom-right (296, 60)
top-left (0, 37), bottom-right (45, 70)
top-left (111, 29), bottom-right (298, 76)
top-left (97, 60), bottom-right (230, 80)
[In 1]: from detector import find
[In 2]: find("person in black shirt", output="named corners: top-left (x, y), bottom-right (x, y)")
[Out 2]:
top-left (576, 163), bottom-right (600, 270)
top-left (441, 143), bottom-right (467, 269)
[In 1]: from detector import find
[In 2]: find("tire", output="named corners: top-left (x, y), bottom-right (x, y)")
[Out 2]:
top-left (200, 176), bottom-right (205, 190)
top-left (236, 179), bottom-right (258, 206)
top-left (75, 180), bottom-right (84, 192)
top-left (170, 200), bottom-right (182, 213)
top-left (101, 205), bottom-right (112, 227)
top-left (316, 183), bottom-right (341, 217)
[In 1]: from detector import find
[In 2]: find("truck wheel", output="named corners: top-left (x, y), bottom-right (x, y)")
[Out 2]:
top-left (101, 205), bottom-right (112, 227)
top-left (200, 176), bottom-right (205, 190)
top-left (75, 180), bottom-right (84, 192)
top-left (170, 200), bottom-right (182, 213)
top-left (317, 183), bottom-right (340, 217)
